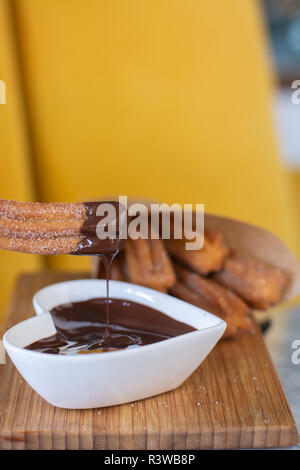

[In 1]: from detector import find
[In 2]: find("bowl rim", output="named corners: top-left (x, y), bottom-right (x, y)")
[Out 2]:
top-left (33, 279), bottom-right (226, 330)
top-left (3, 311), bottom-right (226, 361)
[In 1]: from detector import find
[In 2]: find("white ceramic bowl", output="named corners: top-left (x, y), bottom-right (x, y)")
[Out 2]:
top-left (4, 280), bottom-right (226, 409)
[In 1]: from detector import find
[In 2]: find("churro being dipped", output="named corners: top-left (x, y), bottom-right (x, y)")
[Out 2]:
top-left (0, 199), bottom-right (125, 256)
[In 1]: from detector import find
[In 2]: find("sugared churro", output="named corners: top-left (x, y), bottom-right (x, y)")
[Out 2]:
top-left (164, 228), bottom-right (229, 275)
top-left (170, 264), bottom-right (254, 338)
top-left (124, 237), bottom-right (176, 292)
top-left (0, 199), bottom-right (124, 255)
top-left (213, 252), bottom-right (287, 310)
top-left (0, 199), bottom-right (85, 221)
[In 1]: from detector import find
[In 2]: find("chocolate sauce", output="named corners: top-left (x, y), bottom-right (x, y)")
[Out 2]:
top-left (72, 201), bottom-right (127, 348)
top-left (26, 201), bottom-right (194, 356)
top-left (74, 201), bottom-right (127, 256)
top-left (25, 298), bottom-right (195, 355)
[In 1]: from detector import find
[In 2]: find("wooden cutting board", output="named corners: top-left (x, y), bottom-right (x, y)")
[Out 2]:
top-left (0, 272), bottom-right (298, 449)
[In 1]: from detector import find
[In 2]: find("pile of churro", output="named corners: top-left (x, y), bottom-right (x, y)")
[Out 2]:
top-left (96, 227), bottom-right (287, 339)
top-left (0, 199), bottom-right (288, 340)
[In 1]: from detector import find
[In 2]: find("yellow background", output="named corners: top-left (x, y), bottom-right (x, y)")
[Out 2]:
top-left (0, 0), bottom-right (299, 321)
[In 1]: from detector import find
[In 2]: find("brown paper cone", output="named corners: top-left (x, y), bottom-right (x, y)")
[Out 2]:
top-left (204, 213), bottom-right (300, 303)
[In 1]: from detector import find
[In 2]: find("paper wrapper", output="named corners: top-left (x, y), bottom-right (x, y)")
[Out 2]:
top-left (91, 202), bottom-right (300, 306)
top-left (204, 214), bottom-right (300, 304)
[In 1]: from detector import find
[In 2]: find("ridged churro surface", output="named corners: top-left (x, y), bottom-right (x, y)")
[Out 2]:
top-left (0, 199), bottom-right (86, 255)
top-left (171, 264), bottom-right (254, 338)
top-left (0, 199), bottom-right (85, 220)
top-left (164, 228), bottom-right (229, 275)
top-left (125, 237), bottom-right (176, 291)
top-left (213, 252), bottom-right (287, 310)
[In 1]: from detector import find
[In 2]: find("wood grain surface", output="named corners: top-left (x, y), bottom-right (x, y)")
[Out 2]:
top-left (0, 272), bottom-right (298, 449)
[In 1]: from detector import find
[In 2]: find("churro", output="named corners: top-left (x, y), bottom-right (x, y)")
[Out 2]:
top-left (0, 199), bottom-right (85, 220)
top-left (124, 237), bottom-right (176, 291)
top-left (0, 199), bottom-right (124, 255)
top-left (213, 252), bottom-right (287, 310)
top-left (170, 264), bottom-right (254, 338)
top-left (164, 228), bottom-right (229, 275)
